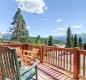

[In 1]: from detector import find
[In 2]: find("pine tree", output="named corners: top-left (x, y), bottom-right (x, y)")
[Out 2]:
top-left (71, 35), bottom-right (74, 48)
top-left (44, 40), bottom-right (47, 45)
top-left (10, 8), bottom-right (29, 42)
top-left (35, 35), bottom-right (42, 45)
top-left (48, 35), bottom-right (54, 46)
top-left (74, 34), bottom-right (78, 47)
top-left (66, 27), bottom-right (72, 48)
top-left (78, 37), bottom-right (82, 49)
top-left (20, 29), bottom-right (29, 43)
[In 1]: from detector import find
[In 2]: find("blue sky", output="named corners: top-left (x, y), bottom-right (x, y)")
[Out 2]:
top-left (0, 0), bottom-right (86, 37)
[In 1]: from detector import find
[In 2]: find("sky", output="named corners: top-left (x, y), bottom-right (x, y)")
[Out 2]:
top-left (0, 0), bottom-right (86, 37)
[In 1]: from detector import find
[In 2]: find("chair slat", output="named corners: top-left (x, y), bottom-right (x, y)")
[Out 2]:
top-left (0, 46), bottom-right (20, 80)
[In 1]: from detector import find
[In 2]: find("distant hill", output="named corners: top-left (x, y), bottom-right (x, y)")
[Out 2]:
top-left (54, 33), bottom-right (86, 43)
top-left (0, 32), bottom-right (3, 38)
top-left (29, 37), bottom-right (65, 45)
top-left (2, 33), bottom-right (11, 39)
top-left (54, 36), bottom-right (66, 42)
top-left (2, 33), bottom-right (86, 43)
top-left (77, 33), bottom-right (86, 43)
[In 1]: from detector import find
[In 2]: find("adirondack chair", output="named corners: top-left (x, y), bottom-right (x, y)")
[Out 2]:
top-left (0, 46), bottom-right (40, 80)
top-left (23, 48), bottom-right (39, 63)
top-left (10, 47), bottom-right (23, 58)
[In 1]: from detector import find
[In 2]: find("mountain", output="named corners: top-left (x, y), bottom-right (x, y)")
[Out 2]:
top-left (77, 33), bottom-right (86, 43)
top-left (0, 32), bottom-right (3, 38)
top-left (53, 33), bottom-right (86, 43)
top-left (2, 33), bottom-right (86, 43)
top-left (2, 33), bottom-right (11, 39)
top-left (54, 36), bottom-right (66, 42)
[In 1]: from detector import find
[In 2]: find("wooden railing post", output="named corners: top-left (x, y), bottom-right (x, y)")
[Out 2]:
top-left (23, 43), bottom-right (29, 50)
top-left (40, 45), bottom-right (44, 63)
top-left (73, 48), bottom-right (80, 80)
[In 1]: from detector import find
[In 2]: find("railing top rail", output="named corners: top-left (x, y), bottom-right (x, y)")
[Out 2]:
top-left (43, 45), bottom-right (74, 52)
top-left (23, 43), bottom-right (42, 47)
top-left (79, 49), bottom-right (86, 55)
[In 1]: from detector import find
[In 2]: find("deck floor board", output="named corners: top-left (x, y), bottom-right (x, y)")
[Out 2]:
top-left (37, 63), bottom-right (72, 80)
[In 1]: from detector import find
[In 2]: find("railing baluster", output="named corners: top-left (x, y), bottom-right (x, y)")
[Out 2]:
top-left (46, 49), bottom-right (49, 62)
top-left (66, 52), bottom-right (68, 70)
top-left (70, 53), bottom-right (72, 71)
top-left (58, 51), bottom-right (60, 67)
top-left (83, 54), bottom-right (85, 76)
top-left (56, 50), bottom-right (57, 66)
top-left (61, 51), bottom-right (62, 67)
top-left (48, 49), bottom-right (49, 63)
top-left (63, 51), bottom-right (65, 69)
top-left (53, 49), bottom-right (54, 65)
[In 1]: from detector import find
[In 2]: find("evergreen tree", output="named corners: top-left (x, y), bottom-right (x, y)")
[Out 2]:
top-left (78, 37), bottom-right (82, 49)
top-left (20, 30), bottom-right (29, 43)
top-left (71, 35), bottom-right (74, 48)
top-left (66, 27), bottom-right (72, 48)
top-left (35, 35), bottom-right (42, 45)
top-left (44, 40), bottom-right (47, 45)
top-left (48, 35), bottom-right (54, 46)
top-left (9, 8), bottom-right (29, 42)
top-left (74, 34), bottom-right (78, 47)
top-left (0, 38), bottom-right (3, 42)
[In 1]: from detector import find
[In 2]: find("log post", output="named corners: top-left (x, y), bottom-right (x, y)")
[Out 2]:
top-left (73, 48), bottom-right (80, 80)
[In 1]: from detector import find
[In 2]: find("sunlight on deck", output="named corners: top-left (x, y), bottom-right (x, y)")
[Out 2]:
top-left (36, 63), bottom-right (72, 80)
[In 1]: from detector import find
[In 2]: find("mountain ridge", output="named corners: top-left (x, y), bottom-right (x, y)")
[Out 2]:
top-left (2, 33), bottom-right (86, 43)
top-left (54, 33), bottom-right (86, 43)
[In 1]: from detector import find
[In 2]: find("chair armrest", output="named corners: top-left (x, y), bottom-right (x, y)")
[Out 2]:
top-left (18, 58), bottom-right (23, 68)
top-left (20, 60), bottom-right (40, 75)
top-left (18, 58), bottom-right (23, 62)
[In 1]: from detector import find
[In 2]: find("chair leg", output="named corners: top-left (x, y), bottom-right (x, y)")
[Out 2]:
top-left (35, 66), bottom-right (38, 80)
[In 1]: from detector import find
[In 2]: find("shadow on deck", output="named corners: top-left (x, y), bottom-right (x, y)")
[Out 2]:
top-left (37, 63), bottom-right (72, 80)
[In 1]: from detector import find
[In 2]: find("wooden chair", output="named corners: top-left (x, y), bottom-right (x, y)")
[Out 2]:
top-left (23, 48), bottom-right (39, 63)
top-left (0, 46), bottom-right (40, 80)
top-left (10, 47), bottom-right (23, 58)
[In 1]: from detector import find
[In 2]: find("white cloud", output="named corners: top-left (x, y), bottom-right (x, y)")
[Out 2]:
top-left (57, 28), bottom-right (66, 31)
top-left (42, 18), bottom-right (48, 21)
top-left (56, 19), bottom-right (62, 22)
top-left (53, 28), bottom-right (65, 33)
top-left (16, 0), bottom-right (47, 14)
top-left (27, 25), bottom-right (30, 29)
top-left (45, 7), bottom-right (48, 10)
top-left (43, 34), bottom-right (49, 38)
top-left (58, 33), bottom-right (66, 36)
top-left (53, 30), bottom-right (57, 33)
top-left (72, 25), bottom-right (82, 28)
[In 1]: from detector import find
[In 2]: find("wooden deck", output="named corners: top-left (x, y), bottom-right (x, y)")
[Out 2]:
top-left (0, 62), bottom-right (72, 80)
top-left (33, 63), bottom-right (72, 80)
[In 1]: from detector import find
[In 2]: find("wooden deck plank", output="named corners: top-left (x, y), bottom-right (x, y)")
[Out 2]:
top-left (37, 63), bottom-right (72, 80)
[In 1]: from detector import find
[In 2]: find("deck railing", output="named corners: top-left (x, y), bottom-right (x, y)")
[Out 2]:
top-left (78, 49), bottom-right (86, 79)
top-left (0, 43), bottom-right (86, 80)
top-left (42, 46), bottom-right (74, 73)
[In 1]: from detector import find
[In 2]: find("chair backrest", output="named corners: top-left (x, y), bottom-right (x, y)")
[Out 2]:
top-left (0, 46), bottom-right (20, 80)
top-left (32, 48), bottom-right (39, 54)
top-left (10, 46), bottom-right (23, 58)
